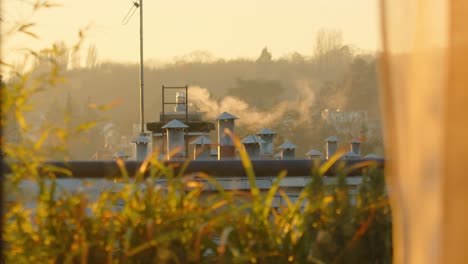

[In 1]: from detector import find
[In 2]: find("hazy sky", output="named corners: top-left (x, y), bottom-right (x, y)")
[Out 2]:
top-left (3, 0), bottom-right (380, 64)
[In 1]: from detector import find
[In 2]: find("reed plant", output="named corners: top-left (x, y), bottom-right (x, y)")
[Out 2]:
top-left (3, 140), bottom-right (391, 263)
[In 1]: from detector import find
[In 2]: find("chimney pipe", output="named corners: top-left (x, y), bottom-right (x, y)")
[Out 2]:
top-left (132, 135), bottom-right (149, 161)
top-left (162, 119), bottom-right (189, 160)
top-left (256, 128), bottom-right (276, 159)
top-left (306, 149), bottom-right (323, 160)
top-left (279, 141), bottom-right (297, 160)
top-left (216, 112), bottom-right (238, 160)
top-left (350, 138), bottom-right (361, 156)
top-left (241, 135), bottom-right (264, 160)
top-left (190, 136), bottom-right (212, 160)
top-left (325, 136), bottom-right (339, 159)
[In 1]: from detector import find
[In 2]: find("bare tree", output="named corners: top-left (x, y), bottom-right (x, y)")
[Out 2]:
top-left (86, 44), bottom-right (99, 68)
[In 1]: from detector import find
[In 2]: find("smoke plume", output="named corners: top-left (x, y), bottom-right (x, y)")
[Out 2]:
top-left (188, 82), bottom-right (316, 131)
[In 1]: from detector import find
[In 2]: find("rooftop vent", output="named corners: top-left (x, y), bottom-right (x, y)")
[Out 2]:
top-left (279, 141), bottom-right (297, 160)
top-left (325, 136), bottom-right (340, 159)
top-left (132, 135), bottom-right (149, 161)
top-left (190, 136), bottom-right (212, 160)
top-left (216, 112), bottom-right (238, 160)
top-left (306, 149), bottom-right (323, 160)
top-left (241, 135), bottom-right (265, 159)
top-left (162, 119), bottom-right (189, 160)
top-left (256, 128), bottom-right (276, 158)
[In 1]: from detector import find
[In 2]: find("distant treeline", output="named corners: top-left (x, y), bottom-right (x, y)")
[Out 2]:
top-left (4, 31), bottom-right (382, 159)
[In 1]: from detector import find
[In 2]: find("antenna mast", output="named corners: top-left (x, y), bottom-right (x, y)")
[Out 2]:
top-left (139, 0), bottom-right (144, 135)
top-left (122, 0), bottom-right (145, 135)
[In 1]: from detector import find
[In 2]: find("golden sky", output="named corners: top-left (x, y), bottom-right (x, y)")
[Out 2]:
top-left (3, 0), bottom-right (380, 64)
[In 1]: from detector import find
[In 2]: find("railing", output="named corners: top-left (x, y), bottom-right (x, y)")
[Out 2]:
top-left (3, 159), bottom-right (385, 178)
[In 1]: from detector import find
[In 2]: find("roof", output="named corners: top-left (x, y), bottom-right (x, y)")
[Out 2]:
top-left (256, 128), bottom-right (276, 135)
top-left (190, 136), bottom-right (212, 145)
top-left (162, 119), bottom-right (189, 129)
top-left (216, 112), bottom-right (238, 120)
top-left (132, 135), bottom-right (149, 144)
top-left (306, 149), bottom-right (323, 156)
top-left (350, 138), bottom-right (362, 143)
top-left (325, 136), bottom-right (339, 142)
top-left (273, 152), bottom-right (282, 159)
top-left (241, 135), bottom-right (265, 144)
top-left (279, 141), bottom-right (297, 149)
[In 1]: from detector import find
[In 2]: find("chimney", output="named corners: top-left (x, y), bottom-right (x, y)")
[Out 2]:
top-left (241, 135), bottom-right (265, 160)
top-left (306, 149), bottom-right (323, 160)
top-left (279, 141), bottom-right (297, 160)
top-left (190, 136), bottom-right (212, 160)
top-left (325, 136), bottom-right (339, 159)
top-left (216, 112), bottom-right (238, 160)
top-left (174, 91), bottom-right (187, 112)
top-left (256, 128), bottom-right (276, 159)
top-left (350, 138), bottom-right (362, 156)
top-left (132, 135), bottom-right (149, 161)
top-left (162, 119), bottom-right (189, 160)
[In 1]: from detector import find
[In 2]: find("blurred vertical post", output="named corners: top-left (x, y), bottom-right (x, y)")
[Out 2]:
top-left (378, 0), bottom-right (468, 262)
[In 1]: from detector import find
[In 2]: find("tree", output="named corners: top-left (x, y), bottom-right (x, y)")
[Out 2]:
top-left (256, 47), bottom-right (272, 63)
top-left (313, 29), bottom-right (352, 81)
top-left (226, 78), bottom-right (284, 110)
top-left (86, 44), bottom-right (99, 68)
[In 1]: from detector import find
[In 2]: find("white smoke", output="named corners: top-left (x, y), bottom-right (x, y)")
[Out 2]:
top-left (188, 82), bottom-right (315, 131)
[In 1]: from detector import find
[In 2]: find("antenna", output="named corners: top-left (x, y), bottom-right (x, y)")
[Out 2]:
top-left (122, 0), bottom-right (145, 136)
top-left (122, 1), bottom-right (140, 25)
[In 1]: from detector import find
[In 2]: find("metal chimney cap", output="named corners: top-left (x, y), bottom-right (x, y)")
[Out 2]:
top-left (365, 153), bottom-right (380, 159)
top-left (256, 128), bottom-right (276, 135)
top-left (132, 135), bottom-right (149, 144)
top-left (216, 112), bottom-right (238, 120)
top-left (325, 136), bottom-right (339, 142)
top-left (113, 151), bottom-right (129, 158)
top-left (350, 138), bottom-right (362, 143)
top-left (162, 119), bottom-right (189, 129)
top-left (241, 135), bottom-right (265, 144)
top-left (279, 141), bottom-right (297, 149)
top-left (306, 149), bottom-right (323, 156)
top-left (343, 151), bottom-right (359, 158)
top-left (190, 136), bottom-right (212, 145)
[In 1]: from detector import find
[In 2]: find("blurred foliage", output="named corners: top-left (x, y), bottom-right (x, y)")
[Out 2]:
top-left (4, 150), bottom-right (392, 263)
